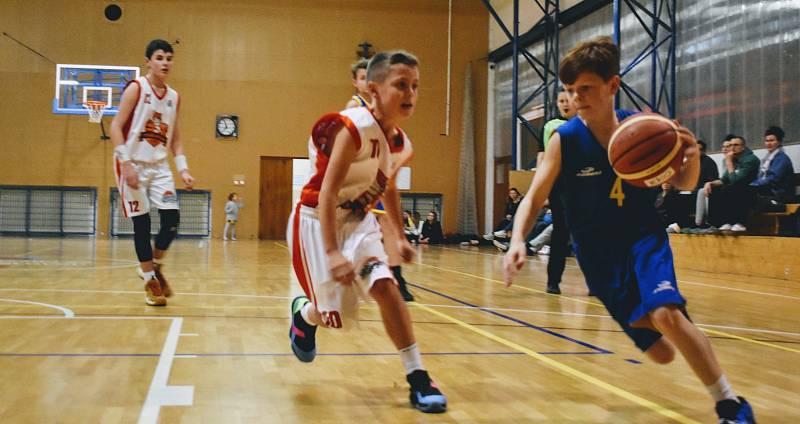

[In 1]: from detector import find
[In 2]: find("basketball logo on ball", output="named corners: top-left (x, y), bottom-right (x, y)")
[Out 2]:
top-left (608, 113), bottom-right (685, 188)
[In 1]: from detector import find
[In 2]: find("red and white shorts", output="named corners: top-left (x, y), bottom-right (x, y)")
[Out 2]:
top-left (114, 159), bottom-right (179, 218)
top-left (287, 204), bottom-right (394, 329)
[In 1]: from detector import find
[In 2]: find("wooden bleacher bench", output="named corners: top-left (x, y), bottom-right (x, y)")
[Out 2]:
top-left (752, 173), bottom-right (800, 235)
top-left (757, 203), bottom-right (800, 235)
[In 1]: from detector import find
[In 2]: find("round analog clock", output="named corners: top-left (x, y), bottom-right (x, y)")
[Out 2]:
top-left (216, 115), bottom-right (238, 137)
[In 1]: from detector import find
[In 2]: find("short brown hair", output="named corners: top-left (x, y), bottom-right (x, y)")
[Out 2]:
top-left (367, 50), bottom-right (419, 82)
top-left (351, 58), bottom-right (368, 79)
top-left (558, 36), bottom-right (619, 84)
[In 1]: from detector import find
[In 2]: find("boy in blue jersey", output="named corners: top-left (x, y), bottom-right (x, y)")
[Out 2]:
top-left (502, 36), bottom-right (755, 424)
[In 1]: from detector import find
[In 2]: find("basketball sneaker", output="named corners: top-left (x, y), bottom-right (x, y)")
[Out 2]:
top-left (153, 263), bottom-right (173, 297)
top-left (407, 369), bottom-right (447, 413)
top-left (144, 278), bottom-right (167, 306)
top-left (716, 397), bottom-right (756, 424)
top-left (289, 296), bottom-right (317, 363)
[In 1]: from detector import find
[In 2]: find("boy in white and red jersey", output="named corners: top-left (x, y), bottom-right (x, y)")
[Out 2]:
top-left (110, 39), bottom-right (195, 307)
top-left (287, 51), bottom-right (446, 413)
top-left (344, 59), bottom-right (415, 302)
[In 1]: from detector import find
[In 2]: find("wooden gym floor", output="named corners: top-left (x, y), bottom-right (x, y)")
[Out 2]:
top-left (0, 236), bottom-right (797, 423)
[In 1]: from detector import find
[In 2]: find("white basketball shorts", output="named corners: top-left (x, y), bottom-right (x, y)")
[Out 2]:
top-left (114, 158), bottom-right (179, 218)
top-left (287, 204), bottom-right (394, 329)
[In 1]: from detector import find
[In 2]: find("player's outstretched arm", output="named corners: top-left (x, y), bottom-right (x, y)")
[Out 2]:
top-left (319, 126), bottom-right (358, 284)
top-left (503, 133), bottom-right (562, 287)
top-left (110, 83), bottom-right (140, 189)
top-left (669, 125), bottom-right (700, 191)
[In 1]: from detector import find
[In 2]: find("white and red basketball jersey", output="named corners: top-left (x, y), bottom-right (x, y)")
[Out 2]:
top-left (122, 76), bottom-right (180, 163)
top-left (300, 107), bottom-right (409, 213)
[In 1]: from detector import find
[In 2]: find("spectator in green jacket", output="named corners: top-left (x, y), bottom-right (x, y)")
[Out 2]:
top-left (703, 136), bottom-right (760, 233)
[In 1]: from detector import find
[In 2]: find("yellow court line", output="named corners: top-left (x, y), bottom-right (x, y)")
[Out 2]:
top-left (277, 242), bottom-right (798, 354)
top-left (412, 302), bottom-right (700, 424)
top-left (414, 261), bottom-right (605, 308)
top-left (699, 327), bottom-right (800, 354)
top-left (416, 261), bottom-right (800, 354)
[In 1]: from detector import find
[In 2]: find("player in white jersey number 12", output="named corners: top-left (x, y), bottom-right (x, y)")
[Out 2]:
top-left (110, 39), bottom-right (195, 307)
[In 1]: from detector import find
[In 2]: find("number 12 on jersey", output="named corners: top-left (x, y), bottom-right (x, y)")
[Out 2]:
top-left (609, 177), bottom-right (625, 207)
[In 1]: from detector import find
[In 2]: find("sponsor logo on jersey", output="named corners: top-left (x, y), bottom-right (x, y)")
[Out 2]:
top-left (140, 112), bottom-right (169, 147)
top-left (653, 280), bottom-right (676, 294)
top-left (576, 166), bottom-right (602, 177)
top-left (162, 190), bottom-right (177, 204)
top-left (144, 93), bottom-right (152, 104)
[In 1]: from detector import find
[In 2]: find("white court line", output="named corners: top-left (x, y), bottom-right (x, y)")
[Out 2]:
top-left (0, 298), bottom-right (74, 318)
top-left (697, 324), bottom-right (800, 338)
top-left (679, 280), bottom-right (800, 301)
top-left (0, 264), bottom-right (137, 271)
top-left (434, 245), bottom-right (581, 269)
top-left (436, 245), bottom-right (799, 301)
top-left (416, 302), bottom-right (612, 318)
top-left (175, 354), bottom-right (198, 359)
top-left (138, 317), bottom-right (194, 424)
top-left (0, 288), bottom-right (289, 300)
top-left (180, 333), bottom-right (199, 337)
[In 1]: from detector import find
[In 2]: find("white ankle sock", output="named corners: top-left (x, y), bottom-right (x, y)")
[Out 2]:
top-left (706, 375), bottom-right (737, 402)
top-left (399, 343), bottom-right (424, 374)
top-left (299, 302), bottom-right (316, 326)
top-left (141, 270), bottom-right (156, 281)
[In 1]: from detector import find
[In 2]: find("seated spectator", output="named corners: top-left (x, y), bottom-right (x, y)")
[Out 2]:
top-left (655, 182), bottom-right (693, 232)
top-left (402, 210), bottom-right (419, 243)
top-left (687, 140), bottom-right (721, 230)
top-left (697, 135), bottom-right (759, 233)
top-left (749, 126), bottom-right (795, 211)
top-left (483, 188), bottom-right (523, 240)
top-left (419, 211), bottom-right (444, 244)
top-left (493, 206), bottom-right (551, 253)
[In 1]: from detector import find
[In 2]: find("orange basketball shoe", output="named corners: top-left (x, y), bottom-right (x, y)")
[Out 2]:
top-left (144, 278), bottom-right (167, 306)
top-left (153, 263), bottom-right (173, 297)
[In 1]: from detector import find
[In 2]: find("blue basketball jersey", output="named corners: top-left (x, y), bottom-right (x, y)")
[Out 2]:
top-left (556, 110), bottom-right (663, 247)
top-left (555, 110), bottom-right (686, 352)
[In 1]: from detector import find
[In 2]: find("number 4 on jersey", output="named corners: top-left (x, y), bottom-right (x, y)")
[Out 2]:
top-left (609, 177), bottom-right (625, 207)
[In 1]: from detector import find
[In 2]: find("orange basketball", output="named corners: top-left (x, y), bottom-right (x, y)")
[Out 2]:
top-left (608, 113), bottom-right (685, 188)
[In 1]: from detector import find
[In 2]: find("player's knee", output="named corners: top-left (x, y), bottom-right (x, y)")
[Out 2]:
top-left (370, 278), bottom-right (399, 300)
top-left (131, 214), bottom-right (153, 262)
top-left (649, 306), bottom-right (682, 332)
top-left (155, 209), bottom-right (180, 250)
top-left (160, 209), bottom-right (180, 231)
top-left (645, 338), bottom-right (676, 364)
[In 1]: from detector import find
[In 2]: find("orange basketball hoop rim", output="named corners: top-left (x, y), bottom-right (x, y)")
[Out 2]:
top-left (83, 100), bottom-right (109, 123)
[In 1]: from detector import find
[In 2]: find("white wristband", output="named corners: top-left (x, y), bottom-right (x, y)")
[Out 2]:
top-left (114, 144), bottom-right (130, 162)
top-left (175, 155), bottom-right (189, 172)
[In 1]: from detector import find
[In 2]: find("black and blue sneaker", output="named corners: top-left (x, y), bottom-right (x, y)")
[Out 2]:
top-left (407, 369), bottom-right (447, 413)
top-left (716, 397), bottom-right (756, 424)
top-left (289, 296), bottom-right (317, 363)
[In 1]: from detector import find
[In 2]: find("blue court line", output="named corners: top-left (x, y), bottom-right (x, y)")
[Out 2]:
top-left (0, 351), bottom-right (612, 358)
top-left (408, 282), bottom-right (614, 354)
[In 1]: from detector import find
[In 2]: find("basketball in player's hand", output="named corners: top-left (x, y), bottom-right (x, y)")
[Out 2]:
top-left (608, 113), bottom-right (685, 188)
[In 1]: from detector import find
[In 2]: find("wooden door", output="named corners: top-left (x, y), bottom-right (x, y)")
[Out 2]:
top-left (259, 157), bottom-right (294, 239)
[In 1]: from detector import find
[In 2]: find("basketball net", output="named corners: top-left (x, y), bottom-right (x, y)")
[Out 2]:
top-left (83, 100), bottom-right (108, 123)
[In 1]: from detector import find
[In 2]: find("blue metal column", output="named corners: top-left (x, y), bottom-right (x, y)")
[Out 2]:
top-left (613, 0), bottom-right (677, 117)
top-left (482, 0), bottom-right (560, 170)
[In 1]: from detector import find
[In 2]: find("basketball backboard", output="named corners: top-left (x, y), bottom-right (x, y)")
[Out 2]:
top-left (53, 64), bottom-right (140, 116)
